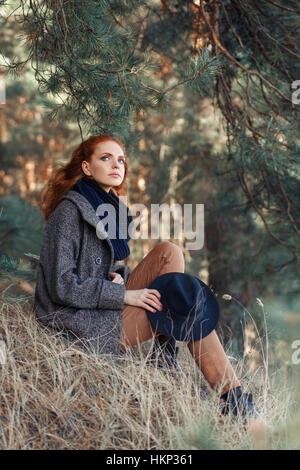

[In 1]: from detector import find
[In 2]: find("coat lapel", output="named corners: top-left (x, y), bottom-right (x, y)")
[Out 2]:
top-left (62, 190), bottom-right (115, 263)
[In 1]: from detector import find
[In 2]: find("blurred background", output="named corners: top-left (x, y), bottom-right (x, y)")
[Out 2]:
top-left (0, 0), bottom-right (299, 448)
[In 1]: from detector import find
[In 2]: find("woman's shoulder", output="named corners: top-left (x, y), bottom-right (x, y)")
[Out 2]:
top-left (46, 197), bottom-right (83, 234)
top-left (51, 197), bottom-right (80, 219)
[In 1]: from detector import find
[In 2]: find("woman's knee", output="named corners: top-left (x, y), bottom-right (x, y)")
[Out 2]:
top-left (157, 241), bottom-right (185, 266)
top-left (156, 240), bottom-right (181, 255)
top-left (158, 240), bottom-right (184, 258)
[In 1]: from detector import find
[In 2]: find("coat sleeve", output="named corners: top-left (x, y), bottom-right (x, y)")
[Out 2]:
top-left (110, 263), bottom-right (131, 286)
top-left (40, 201), bottom-right (126, 311)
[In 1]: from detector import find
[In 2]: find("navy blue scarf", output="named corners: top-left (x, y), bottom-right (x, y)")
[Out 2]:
top-left (72, 176), bottom-right (133, 261)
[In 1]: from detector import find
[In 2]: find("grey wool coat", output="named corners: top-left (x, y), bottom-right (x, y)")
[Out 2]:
top-left (33, 189), bottom-right (131, 357)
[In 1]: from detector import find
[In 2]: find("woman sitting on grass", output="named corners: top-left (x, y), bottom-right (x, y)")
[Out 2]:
top-left (34, 134), bottom-right (260, 424)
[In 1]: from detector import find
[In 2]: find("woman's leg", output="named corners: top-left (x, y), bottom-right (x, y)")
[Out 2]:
top-left (187, 330), bottom-right (241, 396)
top-left (120, 241), bottom-right (185, 351)
top-left (121, 241), bottom-right (241, 396)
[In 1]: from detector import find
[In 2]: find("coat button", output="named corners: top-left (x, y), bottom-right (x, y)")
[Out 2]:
top-left (95, 257), bottom-right (102, 265)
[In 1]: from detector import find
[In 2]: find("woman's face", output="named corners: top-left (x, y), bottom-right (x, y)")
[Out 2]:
top-left (82, 140), bottom-right (126, 192)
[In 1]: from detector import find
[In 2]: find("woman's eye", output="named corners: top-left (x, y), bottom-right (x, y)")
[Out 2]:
top-left (101, 155), bottom-right (125, 164)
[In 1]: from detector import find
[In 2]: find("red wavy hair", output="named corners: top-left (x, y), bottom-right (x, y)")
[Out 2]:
top-left (39, 134), bottom-right (129, 221)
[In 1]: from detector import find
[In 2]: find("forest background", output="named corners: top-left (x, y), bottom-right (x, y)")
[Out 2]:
top-left (0, 0), bottom-right (300, 450)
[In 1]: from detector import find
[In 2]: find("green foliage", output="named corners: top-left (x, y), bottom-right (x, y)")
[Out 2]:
top-left (0, 194), bottom-right (43, 288)
top-left (0, 1), bottom-right (223, 146)
top-left (0, 252), bottom-right (36, 283)
top-left (0, 194), bottom-right (44, 257)
top-left (184, 49), bottom-right (224, 98)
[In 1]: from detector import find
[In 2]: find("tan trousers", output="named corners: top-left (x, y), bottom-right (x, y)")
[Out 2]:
top-left (120, 241), bottom-right (185, 350)
top-left (120, 241), bottom-right (241, 395)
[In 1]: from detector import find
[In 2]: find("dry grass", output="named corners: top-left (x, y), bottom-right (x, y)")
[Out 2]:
top-left (0, 297), bottom-right (295, 450)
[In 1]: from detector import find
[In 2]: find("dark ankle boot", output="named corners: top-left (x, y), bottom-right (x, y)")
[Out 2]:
top-left (220, 386), bottom-right (260, 422)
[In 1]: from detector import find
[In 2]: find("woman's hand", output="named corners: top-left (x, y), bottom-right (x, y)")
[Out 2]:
top-left (124, 289), bottom-right (163, 314)
top-left (110, 272), bottom-right (124, 285)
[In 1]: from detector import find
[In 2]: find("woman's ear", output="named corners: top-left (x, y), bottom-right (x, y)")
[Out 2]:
top-left (82, 161), bottom-right (91, 176)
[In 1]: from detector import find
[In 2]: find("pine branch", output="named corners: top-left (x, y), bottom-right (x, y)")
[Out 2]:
top-left (261, 0), bottom-right (300, 15)
top-left (199, 0), bottom-right (293, 105)
top-left (237, 170), bottom-right (299, 260)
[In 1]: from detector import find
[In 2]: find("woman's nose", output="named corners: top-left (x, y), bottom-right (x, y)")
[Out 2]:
top-left (112, 158), bottom-right (121, 169)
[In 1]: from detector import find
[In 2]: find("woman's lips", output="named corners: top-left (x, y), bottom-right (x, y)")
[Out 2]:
top-left (109, 174), bottom-right (121, 178)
